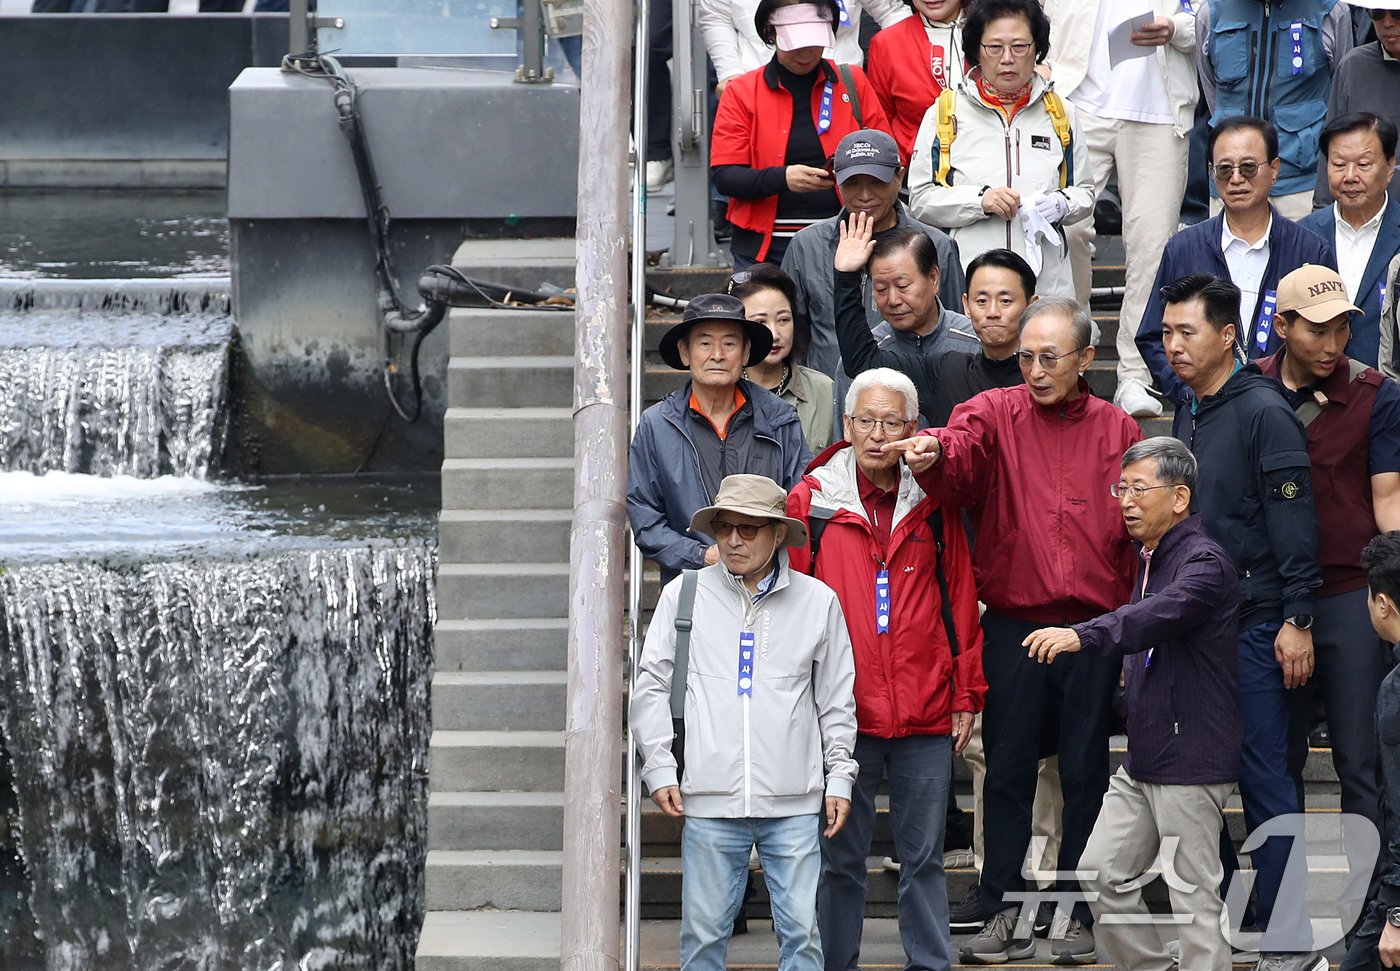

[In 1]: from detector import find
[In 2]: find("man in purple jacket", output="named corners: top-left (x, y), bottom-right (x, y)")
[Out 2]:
top-left (1024, 437), bottom-right (1243, 971)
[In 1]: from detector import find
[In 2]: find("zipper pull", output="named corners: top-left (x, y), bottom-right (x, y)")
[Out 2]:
top-left (1173, 721), bottom-right (1180, 735)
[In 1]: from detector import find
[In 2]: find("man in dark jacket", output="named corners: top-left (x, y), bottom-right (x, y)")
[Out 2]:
top-left (1160, 272), bottom-right (1325, 971)
top-left (627, 294), bottom-right (811, 585)
top-left (1026, 436), bottom-right (1241, 971)
top-left (1338, 530), bottom-right (1400, 971)
top-left (1135, 117), bottom-right (1337, 406)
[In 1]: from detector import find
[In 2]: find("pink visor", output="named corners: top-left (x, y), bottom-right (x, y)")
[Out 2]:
top-left (769, 3), bottom-right (836, 51)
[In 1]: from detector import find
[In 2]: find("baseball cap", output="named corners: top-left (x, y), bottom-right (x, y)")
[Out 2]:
top-left (768, 3), bottom-right (836, 52)
top-left (1275, 264), bottom-right (1361, 323)
top-left (832, 129), bottom-right (902, 184)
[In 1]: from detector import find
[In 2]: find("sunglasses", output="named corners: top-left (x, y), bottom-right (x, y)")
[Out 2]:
top-left (1369, 7), bottom-right (1399, 19)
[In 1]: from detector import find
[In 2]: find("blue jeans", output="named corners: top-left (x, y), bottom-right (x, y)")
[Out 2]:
top-left (820, 733), bottom-right (953, 971)
top-left (681, 814), bottom-right (824, 971)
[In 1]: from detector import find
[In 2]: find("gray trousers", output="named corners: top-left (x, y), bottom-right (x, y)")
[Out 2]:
top-left (1080, 766), bottom-right (1234, 971)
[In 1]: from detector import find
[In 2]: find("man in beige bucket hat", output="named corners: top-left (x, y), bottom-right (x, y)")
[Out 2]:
top-left (631, 473), bottom-right (858, 971)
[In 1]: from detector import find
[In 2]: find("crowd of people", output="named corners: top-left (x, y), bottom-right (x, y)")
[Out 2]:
top-left (627, 0), bottom-right (1400, 969)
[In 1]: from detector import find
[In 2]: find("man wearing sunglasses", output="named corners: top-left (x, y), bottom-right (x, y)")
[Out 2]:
top-left (1135, 116), bottom-right (1337, 406)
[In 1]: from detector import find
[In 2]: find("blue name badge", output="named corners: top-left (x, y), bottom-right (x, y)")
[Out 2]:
top-left (1180, 0), bottom-right (1192, 11)
top-left (836, 0), bottom-right (851, 27)
top-left (1254, 289), bottom-right (1278, 354)
top-left (875, 569), bottom-right (891, 635)
top-left (1381, 282), bottom-right (1388, 315)
top-left (1289, 21), bottom-right (1304, 76)
top-left (817, 80), bottom-right (834, 134)
top-left (738, 631), bottom-right (755, 696)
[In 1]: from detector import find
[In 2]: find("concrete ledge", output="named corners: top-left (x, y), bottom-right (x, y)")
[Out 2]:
top-left (416, 910), bottom-right (561, 971)
top-left (0, 159), bottom-right (227, 189)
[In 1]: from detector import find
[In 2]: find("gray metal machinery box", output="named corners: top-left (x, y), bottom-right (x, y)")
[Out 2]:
top-left (227, 66), bottom-right (580, 475)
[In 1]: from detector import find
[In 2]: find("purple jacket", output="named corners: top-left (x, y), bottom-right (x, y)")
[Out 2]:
top-left (1073, 515), bottom-right (1243, 786)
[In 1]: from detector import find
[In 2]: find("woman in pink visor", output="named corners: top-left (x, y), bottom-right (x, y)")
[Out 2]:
top-left (711, 0), bottom-right (892, 268)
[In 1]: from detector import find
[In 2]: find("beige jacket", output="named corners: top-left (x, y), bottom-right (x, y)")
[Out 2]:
top-left (1042, 0), bottom-right (1198, 137)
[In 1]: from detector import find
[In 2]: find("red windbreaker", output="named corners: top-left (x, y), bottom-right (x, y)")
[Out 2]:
top-left (711, 59), bottom-right (891, 262)
top-left (865, 15), bottom-right (960, 165)
top-left (916, 382), bottom-right (1143, 623)
top-left (787, 442), bottom-right (986, 738)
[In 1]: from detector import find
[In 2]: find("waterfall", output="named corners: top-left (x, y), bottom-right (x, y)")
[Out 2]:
top-left (0, 544), bottom-right (436, 970)
top-left (0, 291), bottom-right (232, 479)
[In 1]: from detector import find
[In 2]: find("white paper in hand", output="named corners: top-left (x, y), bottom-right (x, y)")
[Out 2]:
top-left (1109, 12), bottom-right (1156, 68)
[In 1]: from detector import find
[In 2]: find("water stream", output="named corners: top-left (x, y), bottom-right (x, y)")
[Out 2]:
top-left (0, 194), bottom-right (438, 969)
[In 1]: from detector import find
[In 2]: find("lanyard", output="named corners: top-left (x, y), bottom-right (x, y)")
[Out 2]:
top-left (835, 0), bottom-right (851, 28)
top-left (1180, 0), bottom-right (1192, 11)
top-left (875, 569), bottom-right (891, 635)
top-left (1288, 21), bottom-right (1304, 76)
top-left (818, 80), bottom-right (834, 134)
top-left (1381, 282), bottom-right (1388, 315)
top-left (1254, 289), bottom-right (1278, 355)
top-left (738, 631), bottom-right (755, 696)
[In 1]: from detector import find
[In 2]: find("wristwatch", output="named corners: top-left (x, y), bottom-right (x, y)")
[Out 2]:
top-left (1387, 906), bottom-right (1400, 928)
top-left (1284, 614), bottom-right (1314, 630)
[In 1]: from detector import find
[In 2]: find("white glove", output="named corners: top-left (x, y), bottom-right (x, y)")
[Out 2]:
top-left (1031, 191), bottom-right (1070, 224)
top-left (1020, 204), bottom-right (1062, 275)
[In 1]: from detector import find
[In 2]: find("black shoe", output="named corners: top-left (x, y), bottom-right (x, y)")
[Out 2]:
top-left (1033, 901), bottom-right (1055, 938)
top-left (1309, 721), bottom-right (1331, 747)
top-left (950, 887), bottom-right (986, 933)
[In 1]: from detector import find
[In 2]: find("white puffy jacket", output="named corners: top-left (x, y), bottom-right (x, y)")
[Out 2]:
top-left (906, 72), bottom-right (1095, 299)
top-left (630, 552), bottom-right (858, 818)
top-left (699, 0), bottom-right (909, 82)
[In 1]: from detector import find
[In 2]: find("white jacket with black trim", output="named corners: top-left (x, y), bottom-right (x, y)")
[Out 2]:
top-left (630, 551), bottom-right (858, 818)
top-left (906, 72), bottom-right (1095, 299)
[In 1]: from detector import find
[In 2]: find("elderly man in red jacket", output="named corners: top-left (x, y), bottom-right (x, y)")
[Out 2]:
top-left (885, 293), bottom-right (1143, 965)
top-left (787, 365), bottom-right (986, 971)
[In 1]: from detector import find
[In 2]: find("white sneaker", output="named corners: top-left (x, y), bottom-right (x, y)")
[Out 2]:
top-left (645, 159), bottom-right (674, 192)
top-left (1116, 380), bottom-right (1164, 418)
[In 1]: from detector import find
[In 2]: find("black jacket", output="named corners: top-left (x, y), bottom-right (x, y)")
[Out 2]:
top-left (1375, 648), bottom-right (1400, 905)
top-left (1074, 515), bottom-right (1241, 785)
top-left (1171, 364), bottom-right (1321, 628)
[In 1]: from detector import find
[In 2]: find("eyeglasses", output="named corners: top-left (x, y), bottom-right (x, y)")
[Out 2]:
top-left (1015, 349), bottom-right (1080, 370)
top-left (709, 520), bottom-right (774, 540)
top-left (726, 271), bottom-right (753, 295)
top-left (848, 416), bottom-right (912, 435)
top-left (1369, 7), bottom-right (1399, 19)
top-left (1212, 161), bottom-right (1265, 182)
top-left (981, 42), bottom-right (1033, 58)
top-left (1110, 483), bottom-right (1176, 500)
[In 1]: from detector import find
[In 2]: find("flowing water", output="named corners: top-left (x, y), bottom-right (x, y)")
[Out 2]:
top-left (0, 191), bottom-right (438, 969)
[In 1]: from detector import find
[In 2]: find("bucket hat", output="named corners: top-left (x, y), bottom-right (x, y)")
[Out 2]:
top-left (658, 293), bottom-right (774, 370)
top-left (690, 474), bottom-right (809, 547)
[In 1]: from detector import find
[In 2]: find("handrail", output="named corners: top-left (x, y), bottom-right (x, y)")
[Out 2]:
top-left (663, 0), bottom-right (725, 268)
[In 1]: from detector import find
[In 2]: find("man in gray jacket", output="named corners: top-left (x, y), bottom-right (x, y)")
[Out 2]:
top-left (631, 473), bottom-right (859, 971)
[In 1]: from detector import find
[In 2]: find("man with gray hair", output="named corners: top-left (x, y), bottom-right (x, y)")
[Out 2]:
top-left (1026, 438), bottom-right (1242, 971)
top-left (886, 297), bottom-right (1143, 964)
top-left (786, 367), bottom-right (986, 971)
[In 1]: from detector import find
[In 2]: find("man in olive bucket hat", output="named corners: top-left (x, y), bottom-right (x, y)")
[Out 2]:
top-left (631, 473), bottom-right (858, 971)
top-left (628, 293), bottom-right (811, 587)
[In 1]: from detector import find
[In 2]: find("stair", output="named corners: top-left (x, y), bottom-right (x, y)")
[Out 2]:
top-left (417, 291), bottom-right (574, 969)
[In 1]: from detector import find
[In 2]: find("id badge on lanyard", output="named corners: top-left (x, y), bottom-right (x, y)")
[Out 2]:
top-left (1381, 282), bottom-right (1388, 315)
top-left (1288, 21), bottom-right (1304, 76)
top-left (818, 80), bottom-right (834, 134)
top-left (835, 0), bottom-right (851, 27)
top-left (1179, 0), bottom-right (1192, 11)
top-left (1254, 289), bottom-right (1278, 355)
top-left (738, 631), bottom-right (755, 696)
top-left (875, 569), bottom-right (891, 635)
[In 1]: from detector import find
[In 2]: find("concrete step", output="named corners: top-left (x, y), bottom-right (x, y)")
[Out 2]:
top-left (438, 509), bottom-right (572, 564)
top-left (428, 790), bottom-right (564, 851)
top-left (431, 671), bottom-right (567, 731)
top-left (449, 355), bottom-right (575, 409)
top-left (449, 306), bottom-right (576, 358)
top-left (417, 910), bottom-right (561, 971)
top-left (437, 563), bottom-right (569, 621)
top-left (441, 456), bottom-right (574, 510)
top-left (433, 618), bottom-right (568, 672)
top-left (430, 730), bottom-right (565, 791)
top-left (424, 849), bottom-right (563, 911)
top-left (445, 407), bottom-right (573, 459)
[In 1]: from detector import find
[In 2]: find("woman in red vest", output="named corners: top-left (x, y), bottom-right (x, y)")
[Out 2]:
top-left (865, 0), bottom-right (967, 166)
top-left (711, 0), bottom-right (890, 268)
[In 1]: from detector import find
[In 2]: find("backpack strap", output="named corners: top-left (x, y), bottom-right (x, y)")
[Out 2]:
top-left (836, 62), bottom-right (863, 128)
top-left (670, 569), bottom-right (700, 719)
top-left (1296, 359), bottom-right (1375, 427)
top-left (934, 89), bottom-right (958, 187)
top-left (927, 507), bottom-right (961, 659)
top-left (1041, 91), bottom-right (1073, 190)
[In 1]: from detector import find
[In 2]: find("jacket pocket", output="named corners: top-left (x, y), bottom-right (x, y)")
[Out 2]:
top-left (1274, 100), bottom-right (1327, 175)
top-left (1274, 19), bottom-right (1324, 79)
top-left (1209, 20), bottom-right (1252, 86)
top-left (750, 674), bottom-right (824, 798)
top-left (683, 673), bottom-right (742, 795)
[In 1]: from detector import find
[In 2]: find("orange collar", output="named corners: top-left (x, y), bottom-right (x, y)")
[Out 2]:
top-left (689, 386), bottom-right (748, 441)
top-left (976, 74), bottom-right (1032, 123)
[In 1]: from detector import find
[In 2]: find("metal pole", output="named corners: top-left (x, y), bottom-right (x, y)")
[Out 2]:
top-left (624, 0), bottom-right (651, 965)
top-left (561, 0), bottom-right (629, 961)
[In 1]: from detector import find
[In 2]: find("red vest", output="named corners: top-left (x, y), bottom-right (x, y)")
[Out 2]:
top-left (1258, 351), bottom-right (1383, 597)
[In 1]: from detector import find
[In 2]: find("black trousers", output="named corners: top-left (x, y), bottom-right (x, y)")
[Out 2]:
top-left (978, 613), bottom-right (1117, 926)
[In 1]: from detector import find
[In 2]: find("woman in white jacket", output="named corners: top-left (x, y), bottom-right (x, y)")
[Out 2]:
top-left (906, 0), bottom-right (1094, 299)
top-left (701, 0), bottom-right (909, 95)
